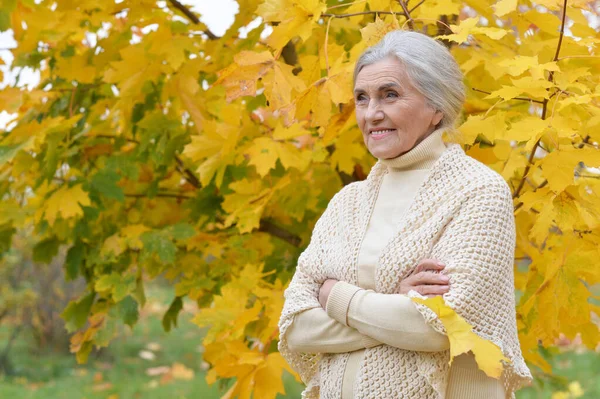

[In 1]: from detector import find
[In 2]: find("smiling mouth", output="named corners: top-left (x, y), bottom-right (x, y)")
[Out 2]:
top-left (370, 129), bottom-right (396, 136)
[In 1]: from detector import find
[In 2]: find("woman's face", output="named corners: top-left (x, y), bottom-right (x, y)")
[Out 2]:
top-left (354, 56), bottom-right (443, 160)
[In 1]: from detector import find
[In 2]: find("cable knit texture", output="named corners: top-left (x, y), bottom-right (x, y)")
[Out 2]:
top-left (278, 139), bottom-right (532, 399)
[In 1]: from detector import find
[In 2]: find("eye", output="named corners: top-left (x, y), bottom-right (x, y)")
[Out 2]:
top-left (355, 93), bottom-right (368, 103)
top-left (385, 91), bottom-right (398, 99)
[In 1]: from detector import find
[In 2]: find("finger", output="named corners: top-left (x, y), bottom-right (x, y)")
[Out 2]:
top-left (413, 271), bottom-right (450, 285)
top-left (413, 259), bottom-right (446, 275)
top-left (417, 285), bottom-right (450, 296)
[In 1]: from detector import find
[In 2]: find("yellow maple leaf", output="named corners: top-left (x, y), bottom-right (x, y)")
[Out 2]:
top-left (503, 116), bottom-right (548, 143)
top-left (493, 0), bottom-right (517, 17)
top-left (258, 0), bottom-right (326, 50)
top-left (330, 129), bottom-right (367, 174)
top-left (412, 296), bottom-right (509, 378)
top-left (438, 18), bottom-right (508, 44)
top-left (541, 147), bottom-right (600, 193)
top-left (497, 55), bottom-right (560, 80)
top-left (458, 112), bottom-right (506, 145)
top-left (215, 51), bottom-right (274, 102)
top-left (182, 119), bottom-right (240, 187)
top-left (215, 51), bottom-right (304, 110)
top-left (360, 16), bottom-right (400, 47)
top-left (253, 352), bottom-right (293, 399)
top-left (486, 76), bottom-right (553, 101)
top-left (55, 53), bottom-right (96, 83)
top-left (247, 137), bottom-right (281, 177)
top-left (120, 224), bottom-right (150, 250)
top-left (42, 185), bottom-right (91, 225)
top-left (104, 45), bottom-right (165, 100)
top-left (101, 234), bottom-right (126, 258)
top-left (414, 0), bottom-right (461, 20)
top-left (246, 134), bottom-right (311, 177)
top-left (262, 61), bottom-right (305, 110)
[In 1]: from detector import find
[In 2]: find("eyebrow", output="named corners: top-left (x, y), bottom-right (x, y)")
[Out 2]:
top-left (354, 82), bottom-right (402, 94)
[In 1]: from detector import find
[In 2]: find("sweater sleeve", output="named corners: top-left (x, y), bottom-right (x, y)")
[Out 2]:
top-left (286, 307), bottom-right (381, 354)
top-left (326, 282), bottom-right (505, 398)
top-left (326, 281), bottom-right (449, 352)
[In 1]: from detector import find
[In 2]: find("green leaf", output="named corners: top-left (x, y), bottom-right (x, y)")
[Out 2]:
top-left (167, 223), bottom-right (196, 240)
top-left (65, 241), bottom-right (85, 280)
top-left (61, 292), bottom-right (95, 333)
top-left (140, 230), bottom-right (177, 264)
top-left (132, 275), bottom-right (146, 307)
top-left (91, 170), bottom-right (125, 202)
top-left (105, 155), bottom-right (139, 180)
top-left (95, 272), bottom-right (135, 302)
top-left (0, 143), bottom-right (26, 166)
top-left (162, 296), bottom-right (183, 332)
top-left (0, 0), bottom-right (16, 32)
top-left (0, 222), bottom-right (15, 260)
top-left (117, 296), bottom-right (139, 327)
top-left (32, 237), bottom-right (60, 264)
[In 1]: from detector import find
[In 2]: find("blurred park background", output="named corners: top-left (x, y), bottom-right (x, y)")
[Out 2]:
top-left (1, 234), bottom-right (599, 398)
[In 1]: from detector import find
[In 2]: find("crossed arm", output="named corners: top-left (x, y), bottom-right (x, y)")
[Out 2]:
top-left (286, 280), bottom-right (450, 354)
top-left (286, 257), bottom-right (452, 353)
top-left (285, 278), bottom-right (506, 398)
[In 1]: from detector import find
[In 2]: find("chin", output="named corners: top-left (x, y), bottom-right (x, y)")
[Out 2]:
top-left (368, 144), bottom-right (404, 160)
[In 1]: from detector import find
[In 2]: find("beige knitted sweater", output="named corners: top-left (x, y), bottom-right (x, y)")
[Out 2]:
top-left (278, 128), bottom-right (532, 398)
top-left (285, 129), bottom-right (506, 398)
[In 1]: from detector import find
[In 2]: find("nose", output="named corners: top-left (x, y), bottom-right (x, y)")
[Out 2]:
top-left (365, 99), bottom-right (384, 124)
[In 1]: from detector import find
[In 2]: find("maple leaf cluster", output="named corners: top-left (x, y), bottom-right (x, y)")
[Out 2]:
top-left (1, 0), bottom-right (600, 397)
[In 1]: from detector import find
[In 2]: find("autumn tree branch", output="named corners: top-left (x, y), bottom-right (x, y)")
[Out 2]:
top-left (471, 88), bottom-right (545, 104)
top-left (321, 11), bottom-right (406, 18)
top-left (167, 0), bottom-right (219, 40)
top-left (124, 193), bottom-right (194, 200)
top-left (512, 0), bottom-right (568, 201)
top-left (514, 134), bottom-right (592, 211)
top-left (397, 0), bottom-right (414, 30)
top-left (94, 135), bottom-right (302, 246)
top-left (409, 0), bottom-right (426, 13)
top-left (259, 220), bottom-right (302, 247)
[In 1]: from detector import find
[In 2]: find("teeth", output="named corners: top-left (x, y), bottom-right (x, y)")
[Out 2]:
top-left (371, 129), bottom-right (394, 135)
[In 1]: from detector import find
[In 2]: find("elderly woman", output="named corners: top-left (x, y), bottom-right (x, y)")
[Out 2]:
top-left (278, 30), bottom-right (532, 399)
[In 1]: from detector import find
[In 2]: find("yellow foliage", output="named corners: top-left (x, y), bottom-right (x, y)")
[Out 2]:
top-left (2, 0), bottom-right (600, 397)
top-left (412, 296), bottom-right (509, 378)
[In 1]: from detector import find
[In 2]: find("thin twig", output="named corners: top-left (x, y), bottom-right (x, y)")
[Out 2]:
top-left (557, 55), bottom-right (600, 61)
top-left (404, 17), bottom-right (452, 32)
top-left (321, 10), bottom-right (407, 18)
top-left (397, 0), bottom-right (414, 30)
top-left (258, 220), bottom-right (302, 247)
top-left (167, 0), bottom-right (219, 40)
top-left (472, 88), bottom-right (545, 104)
top-left (125, 193), bottom-right (193, 200)
top-left (325, 17), bottom-right (333, 76)
top-left (409, 0), bottom-right (426, 13)
top-left (512, 0), bottom-right (568, 200)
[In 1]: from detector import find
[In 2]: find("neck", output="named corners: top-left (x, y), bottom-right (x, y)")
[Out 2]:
top-left (378, 127), bottom-right (447, 171)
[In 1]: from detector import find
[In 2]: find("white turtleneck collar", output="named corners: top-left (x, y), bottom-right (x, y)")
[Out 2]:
top-left (377, 127), bottom-right (448, 171)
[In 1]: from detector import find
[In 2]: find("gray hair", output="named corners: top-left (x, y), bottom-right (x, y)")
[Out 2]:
top-left (354, 30), bottom-right (465, 130)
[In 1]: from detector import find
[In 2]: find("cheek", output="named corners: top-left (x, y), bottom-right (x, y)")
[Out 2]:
top-left (355, 110), bottom-right (366, 128)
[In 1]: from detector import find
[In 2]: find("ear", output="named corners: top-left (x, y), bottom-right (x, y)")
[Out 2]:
top-left (432, 110), bottom-right (443, 127)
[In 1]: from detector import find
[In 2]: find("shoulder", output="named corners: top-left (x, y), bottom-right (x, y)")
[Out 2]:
top-left (445, 144), bottom-right (512, 200)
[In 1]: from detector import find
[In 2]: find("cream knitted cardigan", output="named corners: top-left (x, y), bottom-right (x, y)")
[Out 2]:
top-left (278, 142), bottom-right (532, 399)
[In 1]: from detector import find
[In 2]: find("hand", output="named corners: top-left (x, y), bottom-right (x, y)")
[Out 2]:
top-left (397, 258), bottom-right (450, 297)
top-left (319, 279), bottom-right (339, 309)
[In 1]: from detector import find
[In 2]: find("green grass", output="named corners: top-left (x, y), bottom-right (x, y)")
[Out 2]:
top-left (0, 284), bottom-right (303, 399)
top-left (0, 284), bottom-right (597, 398)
